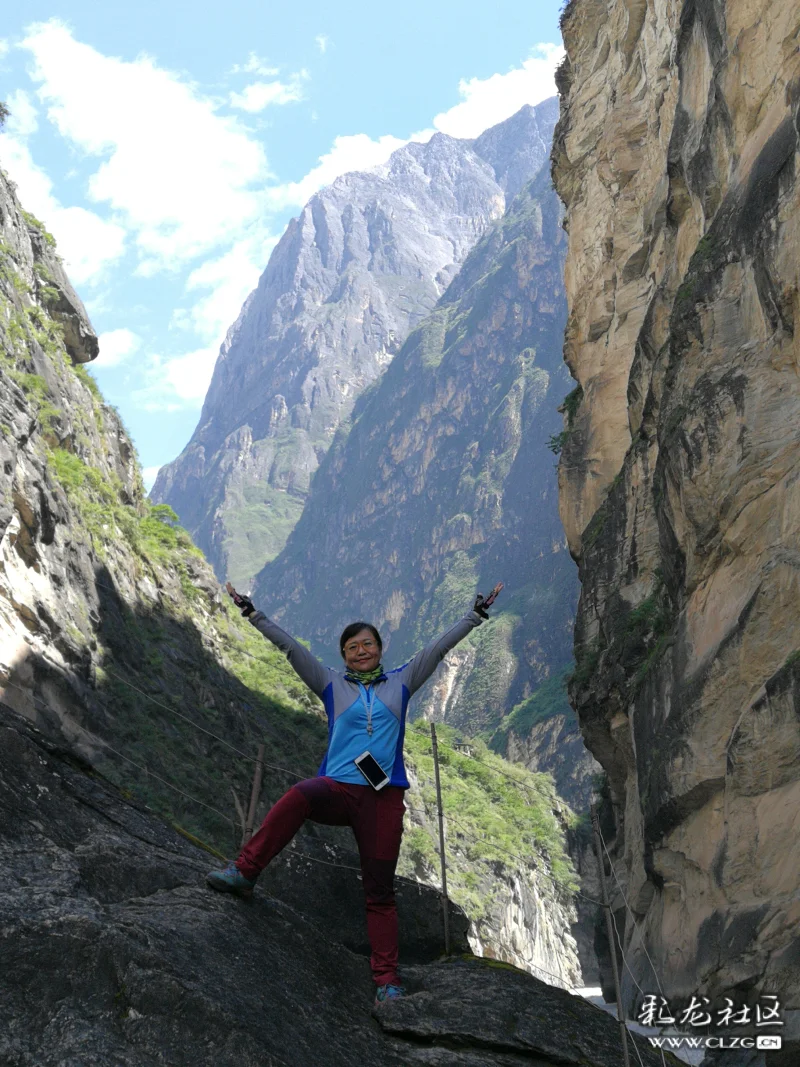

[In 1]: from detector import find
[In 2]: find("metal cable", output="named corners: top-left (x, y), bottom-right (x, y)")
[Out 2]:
top-left (4, 619), bottom-right (601, 914)
top-left (104, 668), bottom-right (304, 780)
top-left (610, 909), bottom-right (661, 1067)
top-left (1, 689), bottom-right (362, 878)
top-left (599, 829), bottom-right (667, 1067)
top-left (598, 831), bottom-right (667, 998)
top-left (406, 795), bottom-right (603, 907)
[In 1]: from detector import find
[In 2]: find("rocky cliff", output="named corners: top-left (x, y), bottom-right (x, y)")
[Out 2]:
top-left (254, 164), bottom-right (583, 777)
top-left (0, 165), bottom-right (326, 840)
top-left (0, 160), bottom-right (587, 987)
top-left (2, 706), bottom-right (678, 1067)
top-left (152, 101), bottom-right (558, 589)
top-left (553, 0), bottom-right (800, 1051)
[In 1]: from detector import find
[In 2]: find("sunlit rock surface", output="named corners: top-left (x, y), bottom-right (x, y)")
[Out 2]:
top-left (553, 0), bottom-right (800, 1052)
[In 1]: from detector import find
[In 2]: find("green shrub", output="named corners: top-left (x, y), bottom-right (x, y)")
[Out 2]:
top-left (547, 430), bottom-right (570, 455)
top-left (21, 209), bottom-right (57, 249)
top-left (11, 371), bottom-right (49, 400)
top-left (560, 384), bottom-right (583, 427)
top-left (493, 671), bottom-right (574, 743)
top-left (50, 448), bottom-right (89, 493)
top-left (73, 363), bottom-right (102, 400)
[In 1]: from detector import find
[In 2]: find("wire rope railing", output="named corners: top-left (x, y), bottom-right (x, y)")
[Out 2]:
top-left (2, 583), bottom-right (614, 993)
top-left (596, 823), bottom-right (667, 1067)
top-left (3, 632), bottom-right (605, 914)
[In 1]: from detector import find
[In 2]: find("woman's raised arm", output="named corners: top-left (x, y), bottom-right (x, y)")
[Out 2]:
top-left (227, 584), bottom-right (329, 698)
top-left (402, 584), bottom-right (503, 696)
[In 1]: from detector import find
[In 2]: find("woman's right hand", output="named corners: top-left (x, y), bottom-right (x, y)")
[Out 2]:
top-left (473, 582), bottom-right (503, 619)
top-left (226, 582), bottom-right (256, 617)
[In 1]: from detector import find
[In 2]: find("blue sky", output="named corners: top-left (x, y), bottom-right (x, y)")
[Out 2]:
top-left (1, 2), bottom-right (564, 487)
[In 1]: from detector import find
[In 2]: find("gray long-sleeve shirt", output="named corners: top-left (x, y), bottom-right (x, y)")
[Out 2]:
top-left (249, 611), bottom-right (483, 786)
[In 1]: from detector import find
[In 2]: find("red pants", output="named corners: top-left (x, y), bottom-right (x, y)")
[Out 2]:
top-left (237, 776), bottom-right (405, 986)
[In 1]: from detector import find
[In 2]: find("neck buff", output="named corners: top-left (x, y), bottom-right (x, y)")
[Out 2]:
top-left (344, 664), bottom-right (385, 684)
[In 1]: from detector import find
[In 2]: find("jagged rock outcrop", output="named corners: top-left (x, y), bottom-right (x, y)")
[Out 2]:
top-left (255, 164), bottom-right (581, 750)
top-left (0, 708), bottom-right (676, 1067)
top-left (0, 165), bottom-right (325, 822)
top-left (152, 101), bottom-right (559, 588)
top-left (553, 0), bottom-right (800, 1052)
top-left (505, 714), bottom-right (600, 814)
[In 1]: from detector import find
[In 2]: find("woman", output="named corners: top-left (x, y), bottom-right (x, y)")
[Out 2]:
top-left (207, 581), bottom-right (501, 1004)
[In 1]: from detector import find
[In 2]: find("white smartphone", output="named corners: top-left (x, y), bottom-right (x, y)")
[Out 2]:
top-left (354, 751), bottom-right (390, 791)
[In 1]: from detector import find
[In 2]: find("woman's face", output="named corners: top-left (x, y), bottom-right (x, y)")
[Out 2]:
top-left (342, 628), bottom-right (382, 673)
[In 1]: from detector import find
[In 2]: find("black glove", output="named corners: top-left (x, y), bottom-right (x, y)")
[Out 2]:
top-left (474, 582), bottom-right (503, 619)
top-left (226, 582), bottom-right (256, 617)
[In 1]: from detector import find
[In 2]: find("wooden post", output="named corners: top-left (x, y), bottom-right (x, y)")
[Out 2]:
top-left (430, 723), bottom-right (451, 956)
top-left (591, 801), bottom-right (631, 1067)
top-left (242, 743), bottom-right (265, 846)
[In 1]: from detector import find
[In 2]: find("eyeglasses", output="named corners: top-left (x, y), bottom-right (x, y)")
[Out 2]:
top-left (344, 639), bottom-right (377, 653)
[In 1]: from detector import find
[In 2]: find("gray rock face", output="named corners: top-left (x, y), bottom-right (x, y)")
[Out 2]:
top-left (0, 189), bottom-right (98, 364)
top-left (0, 708), bottom-right (677, 1067)
top-left (152, 101), bottom-right (558, 588)
top-left (506, 715), bottom-right (601, 814)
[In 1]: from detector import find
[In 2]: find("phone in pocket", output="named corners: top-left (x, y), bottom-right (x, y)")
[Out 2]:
top-left (354, 751), bottom-right (390, 791)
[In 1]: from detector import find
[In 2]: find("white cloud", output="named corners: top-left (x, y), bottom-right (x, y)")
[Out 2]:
top-left (3, 31), bottom-right (564, 426)
top-left (132, 347), bottom-right (219, 412)
top-left (231, 53), bottom-right (279, 77)
top-left (21, 20), bottom-right (270, 269)
top-left (266, 132), bottom-right (411, 210)
top-left (229, 77), bottom-right (305, 113)
top-left (5, 90), bottom-right (38, 136)
top-left (142, 466), bottom-right (161, 491)
top-left (97, 327), bottom-right (141, 367)
top-left (0, 133), bottom-right (126, 284)
top-left (431, 44), bottom-right (563, 139)
top-left (263, 42), bottom-right (562, 213)
top-left (178, 235), bottom-right (276, 342)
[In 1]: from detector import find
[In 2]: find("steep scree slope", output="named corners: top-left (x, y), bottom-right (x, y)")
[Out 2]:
top-left (152, 102), bottom-right (558, 589)
top-left (553, 0), bottom-right (800, 1047)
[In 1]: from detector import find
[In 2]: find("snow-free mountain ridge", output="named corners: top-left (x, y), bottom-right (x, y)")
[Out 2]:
top-left (152, 100), bottom-right (559, 590)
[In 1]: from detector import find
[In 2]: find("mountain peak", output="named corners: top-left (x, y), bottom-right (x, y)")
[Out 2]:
top-left (472, 97), bottom-right (558, 197)
top-left (154, 100), bottom-right (556, 588)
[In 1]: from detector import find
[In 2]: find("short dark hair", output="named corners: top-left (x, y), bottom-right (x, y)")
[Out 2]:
top-left (339, 621), bottom-right (383, 657)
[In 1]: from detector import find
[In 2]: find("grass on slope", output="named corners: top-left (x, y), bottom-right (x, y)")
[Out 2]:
top-left (490, 671), bottom-right (575, 752)
top-left (399, 720), bottom-right (578, 922)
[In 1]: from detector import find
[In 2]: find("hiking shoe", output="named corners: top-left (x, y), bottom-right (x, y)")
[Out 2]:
top-left (375, 983), bottom-right (405, 1005)
top-left (206, 862), bottom-right (256, 898)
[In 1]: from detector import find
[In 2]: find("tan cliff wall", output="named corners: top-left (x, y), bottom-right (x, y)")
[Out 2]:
top-left (552, 0), bottom-right (800, 1043)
